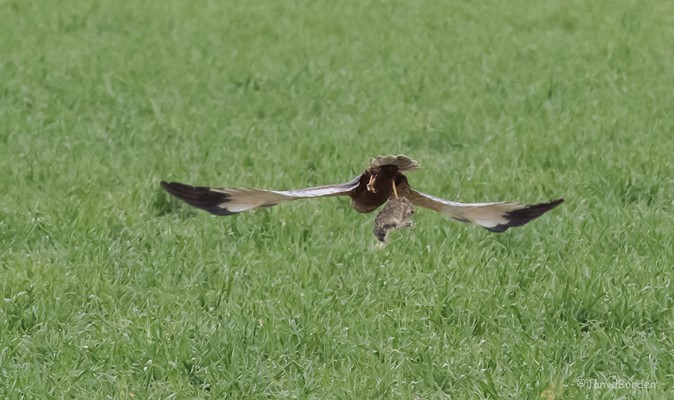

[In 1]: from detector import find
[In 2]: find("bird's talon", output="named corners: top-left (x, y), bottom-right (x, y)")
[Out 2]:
top-left (367, 175), bottom-right (377, 193)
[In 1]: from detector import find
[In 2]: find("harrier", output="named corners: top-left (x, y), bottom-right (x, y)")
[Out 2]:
top-left (161, 155), bottom-right (563, 235)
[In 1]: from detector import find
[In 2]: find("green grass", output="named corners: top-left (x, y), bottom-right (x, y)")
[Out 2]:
top-left (2, 0), bottom-right (674, 398)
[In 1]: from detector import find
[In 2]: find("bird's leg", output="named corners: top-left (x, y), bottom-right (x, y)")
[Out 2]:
top-left (367, 174), bottom-right (377, 193)
top-left (391, 180), bottom-right (398, 199)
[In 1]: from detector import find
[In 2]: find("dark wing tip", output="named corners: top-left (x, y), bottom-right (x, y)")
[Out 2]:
top-left (487, 198), bottom-right (564, 233)
top-left (160, 181), bottom-right (237, 216)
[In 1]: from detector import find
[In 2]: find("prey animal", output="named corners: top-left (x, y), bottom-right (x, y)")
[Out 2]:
top-left (373, 197), bottom-right (416, 243)
top-left (161, 155), bottom-right (564, 239)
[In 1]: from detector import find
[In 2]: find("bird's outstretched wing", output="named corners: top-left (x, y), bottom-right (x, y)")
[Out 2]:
top-left (161, 175), bottom-right (361, 216)
top-left (398, 183), bottom-right (563, 232)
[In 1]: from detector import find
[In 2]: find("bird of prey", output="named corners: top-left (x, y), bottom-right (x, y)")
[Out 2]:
top-left (160, 155), bottom-right (563, 234)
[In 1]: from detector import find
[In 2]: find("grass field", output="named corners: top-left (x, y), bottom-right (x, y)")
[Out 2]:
top-left (2, 0), bottom-right (674, 398)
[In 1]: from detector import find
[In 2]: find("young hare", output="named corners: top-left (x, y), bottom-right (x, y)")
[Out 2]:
top-left (373, 197), bottom-right (415, 243)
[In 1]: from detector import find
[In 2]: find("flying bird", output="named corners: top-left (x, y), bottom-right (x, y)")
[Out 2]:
top-left (160, 155), bottom-right (563, 233)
